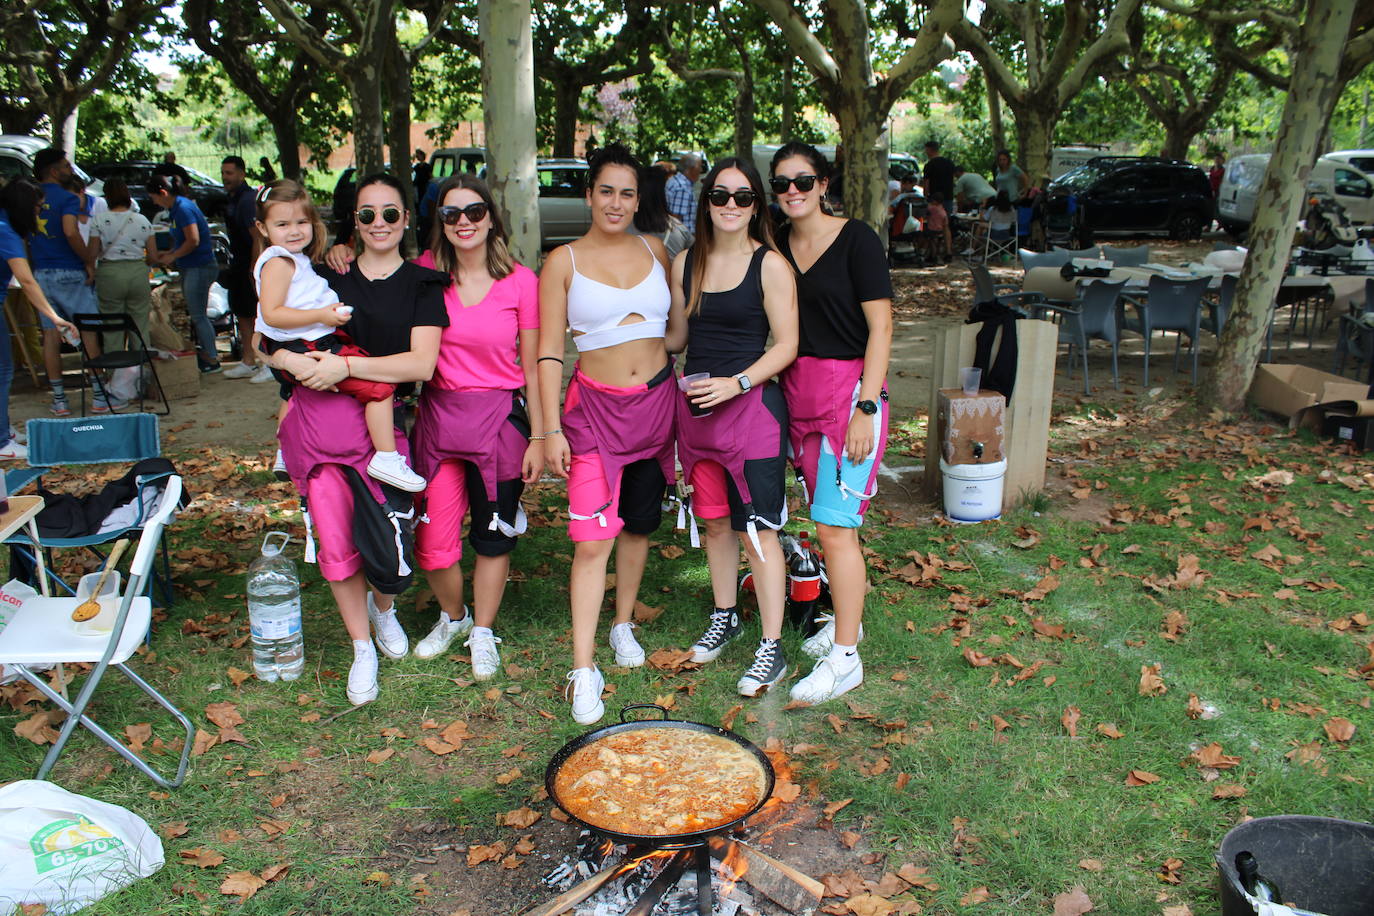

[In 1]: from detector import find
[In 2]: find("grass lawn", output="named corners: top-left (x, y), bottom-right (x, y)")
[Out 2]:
top-left (1, 399), bottom-right (1371, 915)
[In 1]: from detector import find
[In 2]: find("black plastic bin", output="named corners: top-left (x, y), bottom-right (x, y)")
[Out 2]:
top-left (1217, 815), bottom-right (1374, 916)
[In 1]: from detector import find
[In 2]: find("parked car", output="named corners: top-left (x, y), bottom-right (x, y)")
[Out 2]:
top-left (0, 134), bottom-right (104, 193)
top-left (1217, 153), bottom-right (1374, 237)
top-left (87, 160), bottom-right (227, 220)
top-left (1323, 149), bottom-right (1374, 175)
top-left (429, 147), bottom-right (488, 184)
top-left (1049, 156), bottom-right (1213, 243)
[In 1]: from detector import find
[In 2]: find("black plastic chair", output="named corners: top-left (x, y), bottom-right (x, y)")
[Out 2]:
top-left (1334, 278), bottom-right (1374, 381)
top-left (967, 264), bottom-right (1044, 313)
top-left (1034, 280), bottom-right (1127, 394)
top-left (1102, 244), bottom-right (1151, 266)
top-left (72, 313), bottom-right (170, 416)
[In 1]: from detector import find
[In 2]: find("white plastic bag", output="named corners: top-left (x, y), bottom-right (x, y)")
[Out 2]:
top-left (0, 780), bottom-right (164, 915)
top-left (1352, 238), bottom-right (1374, 262)
top-left (104, 366), bottom-right (143, 402)
top-left (0, 578), bottom-right (35, 634)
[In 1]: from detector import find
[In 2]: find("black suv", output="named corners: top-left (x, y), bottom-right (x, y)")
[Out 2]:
top-left (1049, 156), bottom-right (1213, 244)
top-left (87, 161), bottom-right (229, 220)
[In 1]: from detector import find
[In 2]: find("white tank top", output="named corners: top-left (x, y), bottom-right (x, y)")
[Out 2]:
top-left (253, 245), bottom-right (339, 342)
top-left (566, 236), bottom-right (670, 352)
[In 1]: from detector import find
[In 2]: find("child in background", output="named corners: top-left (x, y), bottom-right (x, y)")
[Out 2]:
top-left (923, 192), bottom-right (951, 263)
top-left (984, 190), bottom-right (1017, 239)
top-left (253, 180), bottom-right (426, 492)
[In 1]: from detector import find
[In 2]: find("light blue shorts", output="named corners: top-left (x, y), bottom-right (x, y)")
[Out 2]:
top-left (34, 268), bottom-right (99, 330)
top-left (808, 399), bottom-right (886, 529)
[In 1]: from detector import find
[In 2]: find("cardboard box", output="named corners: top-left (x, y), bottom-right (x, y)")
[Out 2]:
top-left (1248, 364), bottom-right (1368, 429)
top-left (1324, 414), bottom-right (1374, 450)
top-left (155, 354), bottom-right (201, 400)
top-left (936, 388), bottom-right (1006, 465)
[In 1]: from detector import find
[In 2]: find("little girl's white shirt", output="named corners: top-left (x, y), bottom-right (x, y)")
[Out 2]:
top-left (253, 245), bottom-right (340, 342)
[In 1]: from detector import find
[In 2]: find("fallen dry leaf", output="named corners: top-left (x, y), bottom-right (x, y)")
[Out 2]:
top-left (1191, 742), bottom-right (1241, 770)
top-left (1096, 723), bottom-right (1124, 739)
top-left (1053, 885), bottom-right (1094, 916)
top-left (495, 768), bottom-right (522, 785)
top-left (424, 737), bottom-right (459, 756)
top-left (1158, 857), bottom-right (1183, 885)
top-left (1061, 706), bottom-right (1081, 738)
top-left (226, 667), bottom-right (251, 687)
top-left (160, 821), bottom-right (188, 840)
top-left (1324, 717), bottom-right (1356, 742)
top-left (959, 886), bottom-right (991, 905)
top-left (1212, 784), bottom-right (1247, 799)
top-left (191, 728), bottom-right (218, 757)
top-left (204, 702), bottom-right (244, 729)
top-left (1139, 664), bottom-right (1167, 697)
top-left (1162, 905), bottom-right (1193, 916)
top-left (1126, 769), bottom-right (1161, 786)
top-left (365, 871), bottom-right (392, 886)
top-left (772, 779), bottom-right (801, 803)
top-left (440, 720), bottom-right (471, 747)
top-left (220, 871), bottom-right (266, 901)
top-left (466, 841), bottom-right (508, 866)
top-left (1078, 859), bottom-right (1104, 872)
top-left (845, 893), bottom-right (894, 916)
top-left (180, 847), bottom-right (226, 869)
top-left (261, 863), bottom-right (290, 882)
top-left (1185, 694), bottom-right (1204, 719)
top-left (366, 748), bottom-right (395, 764)
top-left (502, 807), bottom-right (540, 829)
top-left (124, 722), bottom-right (152, 753)
top-left (822, 798), bottom-right (854, 819)
top-left (1024, 574), bottom-right (1060, 601)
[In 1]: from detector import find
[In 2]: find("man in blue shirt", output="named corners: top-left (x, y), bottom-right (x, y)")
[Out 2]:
top-left (666, 154), bottom-right (702, 227)
top-left (32, 148), bottom-right (111, 416)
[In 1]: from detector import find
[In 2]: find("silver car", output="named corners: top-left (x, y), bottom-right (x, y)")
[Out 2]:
top-left (537, 158), bottom-right (591, 247)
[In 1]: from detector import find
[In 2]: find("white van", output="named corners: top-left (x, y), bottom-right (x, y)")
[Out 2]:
top-left (1324, 149), bottom-right (1374, 175)
top-left (1050, 146), bottom-right (1107, 180)
top-left (1217, 153), bottom-right (1374, 235)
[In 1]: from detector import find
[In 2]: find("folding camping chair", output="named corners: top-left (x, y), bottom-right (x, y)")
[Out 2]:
top-left (0, 477), bottom-right (193, 788)
top-left (73, 313), bottom-right (171, 416)
top-left (6, 413), bottom-right (177, 606)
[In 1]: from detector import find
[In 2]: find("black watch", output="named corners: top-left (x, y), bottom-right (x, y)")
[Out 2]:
top-left (856, 399), bottom-right (879, 416)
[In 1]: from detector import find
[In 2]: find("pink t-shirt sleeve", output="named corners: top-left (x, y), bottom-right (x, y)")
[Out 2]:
top-left (515, 265), bottom-right (539, 330)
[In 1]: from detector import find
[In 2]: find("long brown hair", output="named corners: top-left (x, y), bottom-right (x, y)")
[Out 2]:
top-left (428, 174), bottom-right (514, 280)
top-left (253, 179), bottom-right (327, 262)
top-left (686, 157), bottom-right (775, 316)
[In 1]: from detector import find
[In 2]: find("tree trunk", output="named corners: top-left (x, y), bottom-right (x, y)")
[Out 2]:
top-left (59, 104), bottom-right (78, 156)
top-left (349, 69), bottom-right (387, 181)
top-left (480, 0), bottom-right (541, 266)
top-left (986, 70), bottom-right (1006, 153)
top-left (269, 111), bottom-right (303, 182)
top-left (550, 80), bottom-right (581, 158)
top-left (834, 95), bottom-right (886, 236)
top-left (1160, 127), bottom-right (1191, 160)
top-left (733, 75), bottom-right (756, 161)
top-left (1014, 105), bottom-right (1055, 184)
top-left (780, 56), bottom-right (794, 140)
top-left (383, 34), bottom-right (417, 253)
top-left (1201, 0), bottom-right (1356, 413)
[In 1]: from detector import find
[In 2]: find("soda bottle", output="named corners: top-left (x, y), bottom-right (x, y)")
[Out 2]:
top-left (787, 535), bottom-right (822, 633)
top-left (247, 532), bottom-right (304, 682)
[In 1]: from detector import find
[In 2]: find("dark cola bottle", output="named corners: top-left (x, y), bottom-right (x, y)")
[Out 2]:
top-left (787, 535), bottom-right (822, 633)
top-left (1235, 852), bottom-right (1327, 915)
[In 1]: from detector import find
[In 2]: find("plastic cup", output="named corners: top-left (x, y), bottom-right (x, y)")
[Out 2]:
top-left (678, 372), bottom-right (712, 417)
top-left (960, 367), bottom-right (982, 395)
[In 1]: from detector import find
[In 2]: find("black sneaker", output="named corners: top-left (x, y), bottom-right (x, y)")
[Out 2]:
top-left (737, 638), bottom-right (787, 697)
top-left (690, 608), bottom-right (742, 662)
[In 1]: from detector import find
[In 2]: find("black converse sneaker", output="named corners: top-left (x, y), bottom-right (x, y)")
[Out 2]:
top-left (690, 608), bottom-right (742, 662)
top-left (737, 639), bottom-right (788, 697)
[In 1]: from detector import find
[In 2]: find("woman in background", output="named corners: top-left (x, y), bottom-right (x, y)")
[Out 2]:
top-left (88, 178), bottom-right (156, 344)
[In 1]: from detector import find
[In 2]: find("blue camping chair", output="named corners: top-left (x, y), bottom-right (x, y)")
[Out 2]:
top-left (6, 413), bottom-right (176, 606)
top-left (1118, 275), bottom-right (1212, 384)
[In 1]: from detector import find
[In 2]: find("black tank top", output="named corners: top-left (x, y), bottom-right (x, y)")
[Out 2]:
top-left (683, 246), bottom-right (770, 378)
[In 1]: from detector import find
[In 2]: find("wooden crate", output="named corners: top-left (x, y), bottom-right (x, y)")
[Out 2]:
top-left (155, 355), bottom-right (201, 400)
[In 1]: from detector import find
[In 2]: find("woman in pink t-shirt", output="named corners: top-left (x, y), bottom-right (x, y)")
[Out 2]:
top-left (409, 174), bottom-right (543, 678)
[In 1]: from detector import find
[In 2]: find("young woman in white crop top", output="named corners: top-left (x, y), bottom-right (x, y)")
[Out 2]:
top-left (537, 143), bottom-right (686, 725)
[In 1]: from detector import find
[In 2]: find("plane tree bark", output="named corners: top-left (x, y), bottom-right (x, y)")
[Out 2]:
top-left (478, 0), bottom-right (540, 266)
top-left (750, 0), bottom-right (963, 235)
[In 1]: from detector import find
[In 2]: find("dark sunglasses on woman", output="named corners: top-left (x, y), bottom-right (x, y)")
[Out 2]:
top-left (707, 189), bottom-right (757, 208)
top-left (356, 206), bottom-right (402, 225)
top-left (769, 174), bottom-right (818, 194)
top-left (437, 202), bottom-right (490, 225)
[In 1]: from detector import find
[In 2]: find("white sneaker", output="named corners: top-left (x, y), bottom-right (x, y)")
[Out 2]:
top-left (414, 608), bottom-right (473, 659)
top-left (609, 621), bottom-right (645, 667)
top-left (249, 364), bottom-right (276, 383)
top-left (367, 592), bottom-right (409, 659)
top-left (0, 439), bottom-right (28, 461)
top-left (788, 653), bottom-right (864, 705)
top-left (801, 614), bottom-right (865, 659)
top-left (347, 640), bottom-right (379, 705)
top-left (367, 451), bottom-right (427, 492)
top-left (222, 362), bottom-right (256, 379)
top-left (272, 449), bottom-right (289, 481)
top-left (566, 666), bottom-right (605, 725)
top-left (466, 628), bottom-right (502, 680)
top-left (8, 425), bottom-right (25, 445)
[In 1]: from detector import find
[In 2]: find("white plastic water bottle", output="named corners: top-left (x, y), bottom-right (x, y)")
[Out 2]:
top-left (247, 532), bottom-right (304, 681)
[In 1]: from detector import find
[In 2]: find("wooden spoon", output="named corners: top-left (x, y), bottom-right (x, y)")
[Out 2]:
top-left (71, 538), bottom-right (131, 622)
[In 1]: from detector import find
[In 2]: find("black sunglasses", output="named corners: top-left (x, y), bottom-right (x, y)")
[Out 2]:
top-left (769, 174), bottom-right (818, 194)
top-left (356, 206), bottom-right (402, 225)
top-left (438, 202), bottom-right (490, 225)
top-left (707, 189), bottom-right (758, 208)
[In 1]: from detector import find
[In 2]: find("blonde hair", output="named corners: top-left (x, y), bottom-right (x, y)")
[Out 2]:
top-left (253, 179), bottom-right (327, 263)
top-left (428, 174), bottom-right (514, 280)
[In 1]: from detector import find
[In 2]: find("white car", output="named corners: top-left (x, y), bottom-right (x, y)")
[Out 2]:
top-left (1217, 153), bottom-right (1374, 236)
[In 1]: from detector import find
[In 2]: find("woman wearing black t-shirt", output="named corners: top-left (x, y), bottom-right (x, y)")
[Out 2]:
top-left (769, 142), bottom-right (893, 706)
top-left (266, 173), bottom-right (448, 706)
top-left (666, 157), bottom-right (798, 698)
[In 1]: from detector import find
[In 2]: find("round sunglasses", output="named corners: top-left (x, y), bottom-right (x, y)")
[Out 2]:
top-left (438, 202), bottom-right (489, 225)
top-left (356, 206), bottom-right (402, 225)
top-left (769, 174), bottom-right (818, 194)
top-left (707, 189), bottom-right (758, 208)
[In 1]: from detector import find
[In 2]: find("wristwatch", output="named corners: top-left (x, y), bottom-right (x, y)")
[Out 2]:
top-left (734, 373), bottom-right (752, 393)
top-left (856, 399), bottom-right (879, 415)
